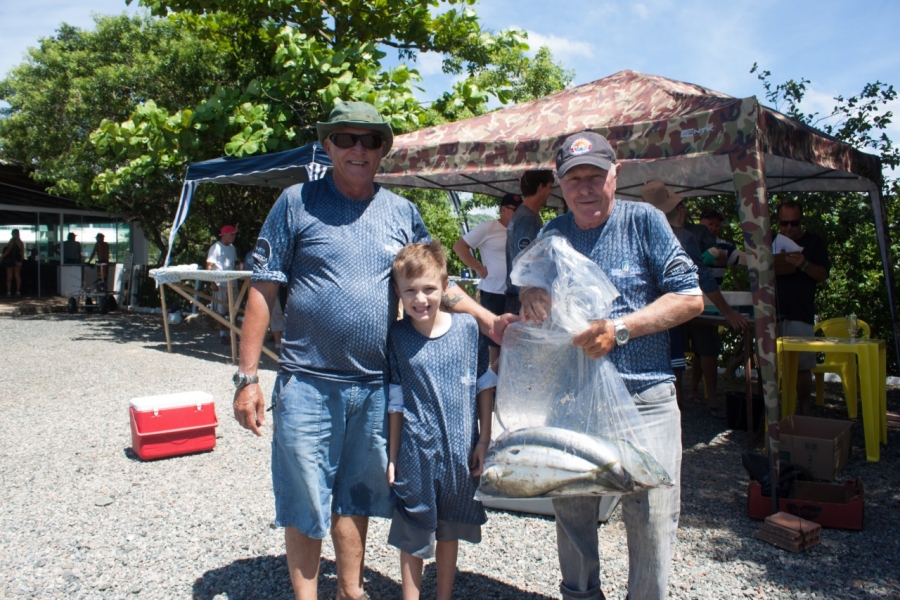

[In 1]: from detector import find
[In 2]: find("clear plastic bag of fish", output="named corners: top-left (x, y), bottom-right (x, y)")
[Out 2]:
top-left (476, 232), bottom-right (672, 499)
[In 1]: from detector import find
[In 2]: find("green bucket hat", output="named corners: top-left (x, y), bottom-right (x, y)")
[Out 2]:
top-left (316, 101), bottom-right (393, 156)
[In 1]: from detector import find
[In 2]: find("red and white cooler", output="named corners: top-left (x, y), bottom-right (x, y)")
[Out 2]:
top-left (129, 391), bottom-right (218, 460)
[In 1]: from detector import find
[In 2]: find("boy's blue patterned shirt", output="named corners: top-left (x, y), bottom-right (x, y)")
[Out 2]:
top-left (387, 313), bottom-right (489, 530)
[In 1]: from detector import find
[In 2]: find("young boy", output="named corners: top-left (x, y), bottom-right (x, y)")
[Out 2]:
top-left (386, 241), bottom-right (496, 600)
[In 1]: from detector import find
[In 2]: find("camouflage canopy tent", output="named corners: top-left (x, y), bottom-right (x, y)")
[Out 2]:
top-left (375, 69), bottom-right (898, 451)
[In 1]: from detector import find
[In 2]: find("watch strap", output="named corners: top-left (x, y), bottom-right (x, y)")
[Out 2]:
top-left (233, 371), bottom-right (259, 388)
top-left (613, 318), bottom-right (629, 346)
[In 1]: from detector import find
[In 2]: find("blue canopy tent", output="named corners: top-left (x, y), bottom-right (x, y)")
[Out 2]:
top-left (164, 142), bottom-right (332, 265)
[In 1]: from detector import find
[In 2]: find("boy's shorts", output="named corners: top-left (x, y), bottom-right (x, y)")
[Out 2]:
top-left (271, 372), bottom-right (394, 539)
top-left (682, 321), bottom-right (721, 357)
top-left (387, 508), bottom-right (481, 560)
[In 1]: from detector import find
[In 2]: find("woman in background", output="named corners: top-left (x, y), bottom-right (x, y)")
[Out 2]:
top-left (1, 229), bottom-right (25, 296)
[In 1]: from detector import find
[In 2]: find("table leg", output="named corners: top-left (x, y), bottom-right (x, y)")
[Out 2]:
top-left (159, 283), bottom-right (172, 353)
top-left (780, 346), bottom-right (799, 417)
top-left (227, 281), bottom-right (237, 365)
top-left (857, 344), bottom-right (880, 462)
top-left (744, 331), bottom-right (754, 448)
top-left (880, 346), bottom-right (887, 442)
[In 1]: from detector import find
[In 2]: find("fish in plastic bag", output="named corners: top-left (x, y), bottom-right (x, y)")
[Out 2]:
top-left (478, 232), bottom-right (671, 499)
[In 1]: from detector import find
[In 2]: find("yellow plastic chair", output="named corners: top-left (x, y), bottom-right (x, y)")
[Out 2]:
top-left (812, 317), bottom-right (871, 417)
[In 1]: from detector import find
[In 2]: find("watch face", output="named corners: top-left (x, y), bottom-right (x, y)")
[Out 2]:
top-left (232, 372), bottom-right (244, 387)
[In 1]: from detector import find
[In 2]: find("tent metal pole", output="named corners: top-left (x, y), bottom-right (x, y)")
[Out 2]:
top-left (448, 190), bottom-right (469, 236)
top-left (868, 186), bottom-right (900, 370)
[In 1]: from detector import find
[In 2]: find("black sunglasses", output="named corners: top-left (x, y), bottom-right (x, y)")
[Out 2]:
top-left (328, 132), bottom-right (384, 150)
top-left (779, 219), bottom-right (801, 227)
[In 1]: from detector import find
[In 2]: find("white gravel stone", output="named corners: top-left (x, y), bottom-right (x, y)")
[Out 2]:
top-left (1, 312), bottom-right (898, 599)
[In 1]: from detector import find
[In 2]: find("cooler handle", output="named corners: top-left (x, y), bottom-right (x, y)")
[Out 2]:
top-left (130, 410), bottom-right (219, 437)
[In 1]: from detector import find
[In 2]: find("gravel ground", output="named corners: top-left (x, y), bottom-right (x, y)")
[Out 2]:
top-left (1, 311), bottom-right (899, 599)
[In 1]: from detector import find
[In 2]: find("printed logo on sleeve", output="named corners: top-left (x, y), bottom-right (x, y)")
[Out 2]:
top-left (517, 237), bottom-right (532, 252)
top-left (664, 256), bottom-right (691, 278)
top-left (252, 238), bottom-right (271, 266)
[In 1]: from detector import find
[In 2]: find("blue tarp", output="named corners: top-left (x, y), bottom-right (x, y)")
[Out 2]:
top-left (184, 142), bottom-right (331, 188)
top-left (165, 142), bottom-right (332, 265)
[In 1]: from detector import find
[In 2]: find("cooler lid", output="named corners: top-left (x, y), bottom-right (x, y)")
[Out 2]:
top-left (129, 391), bottom-right (215, 411)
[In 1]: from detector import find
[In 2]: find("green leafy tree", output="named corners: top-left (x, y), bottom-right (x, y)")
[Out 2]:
top-left (0, 13), bottom-right (259, 258)
top-left (86, 0), bottom-right (529, 261)
top-left (429, 44), bottom-right (574, 124)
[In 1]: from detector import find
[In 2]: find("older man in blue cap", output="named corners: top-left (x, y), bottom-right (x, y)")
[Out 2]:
top-left (520, 130), bottom-right (703, 600)
top-left (233, 102), bottom-right (512, 600)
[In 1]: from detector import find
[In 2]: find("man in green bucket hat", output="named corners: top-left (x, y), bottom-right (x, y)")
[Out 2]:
top-left (234, 101), bottom-right (515, 600)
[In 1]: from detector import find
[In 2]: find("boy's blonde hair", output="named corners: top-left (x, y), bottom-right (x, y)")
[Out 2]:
top-left (392, 241), bottom-right (448, 283)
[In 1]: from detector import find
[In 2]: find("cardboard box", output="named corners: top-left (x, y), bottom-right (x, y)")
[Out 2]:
top-left (756, 512), bottom-right (821, 552)
top-left (748, 479), bottom-right (864, 530)
top-left (129, 392), bottom-right (218, 460)
top-left (778, 415), bottom-right (852, 481)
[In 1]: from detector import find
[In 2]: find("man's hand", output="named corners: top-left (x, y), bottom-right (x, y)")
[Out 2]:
top-left (723, 306), bottom-right (749, 330)
top-left (572, 319), bottom-right (616, 359)
top-left (483, 312), bottom-right (519, 345)
top-left (783, 252), bottom-right (805, 268)
top-left (470, 443), bottom-right (488, 477)
top-left (519, 287), bottom-right (552, 323)
top-left (474, 265), bottom-right (488, 279)
top-left (233, 383), bottom-right (265, 436)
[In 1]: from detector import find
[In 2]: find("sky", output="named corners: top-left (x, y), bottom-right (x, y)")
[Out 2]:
top-left (2, 0), bottom-right (900, 141)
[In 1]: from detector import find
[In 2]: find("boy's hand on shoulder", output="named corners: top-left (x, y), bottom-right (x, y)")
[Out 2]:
top-left (470, 443), bottom-right (488, 477)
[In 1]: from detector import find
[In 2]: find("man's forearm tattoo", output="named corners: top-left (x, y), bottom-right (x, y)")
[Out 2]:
top-left (442, 289), bottom-right (463, 309)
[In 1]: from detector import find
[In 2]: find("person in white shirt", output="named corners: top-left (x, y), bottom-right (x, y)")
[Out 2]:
top-left (207, 224), bottom-right (241, 345)
top-left (452, 192), bottom-right (523, 366)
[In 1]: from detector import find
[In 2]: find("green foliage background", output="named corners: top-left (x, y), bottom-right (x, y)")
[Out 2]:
top-left (0, 6), bottom-right (897, 372)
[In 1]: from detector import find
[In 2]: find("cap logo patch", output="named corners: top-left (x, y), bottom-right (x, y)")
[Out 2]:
top-left (569, 138), bottom-right (593, 155)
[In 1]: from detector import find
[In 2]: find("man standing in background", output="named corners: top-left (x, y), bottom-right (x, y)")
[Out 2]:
top-left (504, 170), bottom-right (555, 314)
top-left (774, 200), bottom-right (830, 415)
top-left (453, 192), bottom-right (523, 366)
top-left (207, 224), bottom-right (240, 346)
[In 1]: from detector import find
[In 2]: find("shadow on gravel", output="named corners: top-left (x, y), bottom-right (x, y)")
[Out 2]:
top-left (46, 312), bottom-right (277, 367)
top-left (193, 554), bottom-right (554, 599)
top-left (430, 566), bottom-right (556, 600)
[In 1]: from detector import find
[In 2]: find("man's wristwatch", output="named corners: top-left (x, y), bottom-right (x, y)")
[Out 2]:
top-left (800, 260), bottom-right (810, 273)
top-left (232, 371), bottom-right (259, 389)
top-left (612, 318), bottom-right (630, 346)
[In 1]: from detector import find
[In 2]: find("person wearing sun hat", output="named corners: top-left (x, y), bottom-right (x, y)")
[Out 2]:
top-left (234, 101), bottom-right (515, 600)
top-left (518, 131), bottom-right (704, 600)
top-left (641, 182), bottom-right (748, 418)
top-left (316, 100), bottom-right (394, 157)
